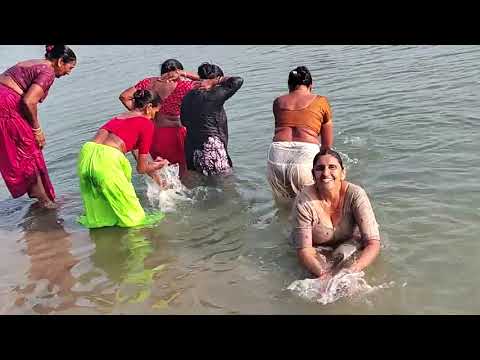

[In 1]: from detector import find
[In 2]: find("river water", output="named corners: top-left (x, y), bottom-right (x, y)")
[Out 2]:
top-left (0, 45), bottom-right (479, 314)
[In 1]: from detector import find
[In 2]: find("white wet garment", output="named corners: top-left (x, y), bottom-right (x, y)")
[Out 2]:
top-left (266, 141), bottom-right (320, 205)
top-left (287, 269), bottom-right (373, 305)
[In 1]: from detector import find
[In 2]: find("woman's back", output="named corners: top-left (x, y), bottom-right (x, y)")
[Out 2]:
top-left (273, 91), bottom-right (332, 144)
top-left (1, 60), bottom-right (55, 102)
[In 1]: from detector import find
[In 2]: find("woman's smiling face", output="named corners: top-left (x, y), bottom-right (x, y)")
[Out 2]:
top-left (312, 154), bottom-right (345, 189)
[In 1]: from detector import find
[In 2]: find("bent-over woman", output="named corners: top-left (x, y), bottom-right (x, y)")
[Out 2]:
top-left (268, 66), bottom-right (333, 206)
top-left (181, 63), bottom-right (244, 176)
top-left (78, 90), bottom-right (168, 228)
top-left (0, 45), bottom-right (77, 208)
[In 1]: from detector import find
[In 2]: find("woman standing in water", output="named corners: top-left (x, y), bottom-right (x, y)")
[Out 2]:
top-left (267, 66), bottom-right (333, 206)
top-left (0, 45), bottom-right (77, 208)
top-left (78, 90), bottom-right (168, 228)
top-left (119, 59), bottom-right (203, 177)
top-left (181, 63), bottom-right (244, 176)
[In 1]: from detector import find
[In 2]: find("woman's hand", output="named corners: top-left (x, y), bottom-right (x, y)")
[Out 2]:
top-left (158, 71), bottom-right (180, 83)
top-left (152, 157), bottom-right (169, 170)
top-left (147, 170), bottom-right (167, 188)
top-left (195, 78), bottom-right (219, 91)
top-left (33, 128), bottom-right (46, 149)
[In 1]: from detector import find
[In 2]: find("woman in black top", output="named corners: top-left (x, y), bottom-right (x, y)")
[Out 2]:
top-left (180, 63), bottom-right (243, 176)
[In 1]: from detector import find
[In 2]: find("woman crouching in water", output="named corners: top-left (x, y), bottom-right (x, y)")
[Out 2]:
top-left (77, 90), bottom-right (168, 228)
top-left (291, 149), bottom-right (380, 278)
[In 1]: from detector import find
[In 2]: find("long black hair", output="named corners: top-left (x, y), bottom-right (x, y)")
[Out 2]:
top-left (160, 59), bottom-right (184, 74)
top-left (132, 89), bottom-right (161, 109)
top-left (45, 45), bottom-right (76, 64)
top-left (288, 66), bottom-right (312, 92)
top-left (197, 62), bottom-right (224, 79)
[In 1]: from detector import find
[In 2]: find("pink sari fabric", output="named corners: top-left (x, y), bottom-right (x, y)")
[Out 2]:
top-left (0, 84), bottom-right (55, 201)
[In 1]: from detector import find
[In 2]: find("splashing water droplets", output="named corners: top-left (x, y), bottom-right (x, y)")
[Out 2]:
top-left (145, 164), bottom-right (193, 212)
top-left (287, 269), bottom-right (391, 305)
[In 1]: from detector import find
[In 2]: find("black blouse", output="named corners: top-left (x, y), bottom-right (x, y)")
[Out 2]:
top-left (181, 77), bottom-right (244, 170)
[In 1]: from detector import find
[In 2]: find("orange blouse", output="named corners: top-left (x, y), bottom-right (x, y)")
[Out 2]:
top-left (274, 96), bottom-right (332, 134)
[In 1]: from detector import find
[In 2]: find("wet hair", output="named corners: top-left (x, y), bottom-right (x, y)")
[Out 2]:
top-left (45, 45), bottom-right (76, 64)
top-left (132, 89), bottom-right (161, 109)
top-left (313, 148), bottom-right (344, 170)
top-left (197, 62), bottom-right (224, 79)
top-left (288, 66), bottom-right (312, 92)
top-left (160, 59), bottom-right (184, 74)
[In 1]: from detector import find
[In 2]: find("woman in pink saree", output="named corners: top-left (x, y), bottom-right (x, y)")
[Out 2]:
top-left (0, 45), bottom-right (76, 208)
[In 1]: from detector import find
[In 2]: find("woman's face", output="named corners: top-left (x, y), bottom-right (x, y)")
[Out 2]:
top-left (312, 154), bottom-right (345, 189)
top-left (54, 59), bottom-right (76, 78)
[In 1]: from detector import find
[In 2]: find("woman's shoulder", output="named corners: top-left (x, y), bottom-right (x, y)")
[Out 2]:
top-left (296, 184), bottom-right (319, 203)
top-left (27, 60), bottom-right (53, 72)
top-left (111, 115), bottom-right (153, 129)
top-left (6, 60), bottom-right (52, 74)
top-left (344, 182), bottom-right (371, 203)
top-left (135, 77), bottom-right (158, 90)
top-left (173, 79), bottom-right (196, 93)
top-left (311, 95), bottom-right (330, 106)
top-left (293, 185), bottom-right (321, 219)
top-left (123, 115), bottom-right (151, 122)
top-left (345, 182), bottom-right (365, 194)
top-left (274, 93), bottom-right (289, 103)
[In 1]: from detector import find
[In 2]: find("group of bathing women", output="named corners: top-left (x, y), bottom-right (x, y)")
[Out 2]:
top-left (0, 45), bottom-right (380, 280)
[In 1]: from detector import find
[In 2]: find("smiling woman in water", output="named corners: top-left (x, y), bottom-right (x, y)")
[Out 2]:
top-left (291, 148), bottom-right (381, 279)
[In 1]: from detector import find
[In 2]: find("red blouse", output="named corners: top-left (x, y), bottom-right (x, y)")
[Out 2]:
top-left (101, 116), bottom-right (154, 154)
top-left (135, 78), bottom-right (195, 116)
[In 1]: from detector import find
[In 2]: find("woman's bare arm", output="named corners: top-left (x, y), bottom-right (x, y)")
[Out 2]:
top-left (22, 84), bottom-right (46, 148)
top-left (119, 86), bottom-right (137, 110)
top-left (296, 231), bottom-right (330, 278)
top-left (348, 239), bottom-right (380, 273)
top-left (136, 154), bottom-right (168, 174)
top-left (320, 121), bottom-right (334, 151)
top-left (22, 84), bottom-right (44, 129)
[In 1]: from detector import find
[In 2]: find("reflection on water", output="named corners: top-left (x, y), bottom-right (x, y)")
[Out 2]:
top-left (89, 228), bottom-right (166, 310)
top-left (11, 205), bottom-right (78, 314)
top-left (1, 45), bottom-right (480, 314)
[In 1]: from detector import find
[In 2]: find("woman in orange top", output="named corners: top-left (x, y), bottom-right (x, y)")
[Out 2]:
top-left (267, 66), bottom-right (333, 206)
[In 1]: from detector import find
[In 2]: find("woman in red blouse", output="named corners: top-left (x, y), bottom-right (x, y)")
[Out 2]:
top-left (0, 45), bottom-right (76, 208)
top-left (119, 59), bottom-right (203, 178)
top-left (77, 90), bottom-right (168, 228)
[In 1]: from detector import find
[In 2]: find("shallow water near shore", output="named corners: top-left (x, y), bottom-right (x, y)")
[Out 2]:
top-left (1, 45), bottom-right (479, 314)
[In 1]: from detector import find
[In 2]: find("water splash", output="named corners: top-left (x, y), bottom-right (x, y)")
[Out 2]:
top-left (342, 136), bottom-right (366, 146)
top-left (336, 150), bottom-right (359, 166)
top-left (287, 269), bottom-right (393, 305)
top-left (145, 164), bottom-right (193, 213)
